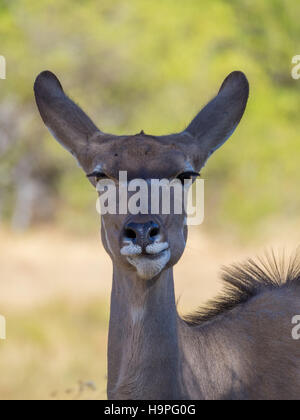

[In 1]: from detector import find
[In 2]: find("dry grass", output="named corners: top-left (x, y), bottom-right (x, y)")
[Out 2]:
top-left (0, 226), bottom-right (298, 399)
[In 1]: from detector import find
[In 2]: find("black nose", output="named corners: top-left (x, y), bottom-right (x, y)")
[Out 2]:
top-left (123, 221), bottom-right (160, 249)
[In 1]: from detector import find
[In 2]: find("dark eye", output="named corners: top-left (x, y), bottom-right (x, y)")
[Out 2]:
top-left (86, 171), bottom-right (107, 182)
top-left (176, 171), bottom-right (200, 185)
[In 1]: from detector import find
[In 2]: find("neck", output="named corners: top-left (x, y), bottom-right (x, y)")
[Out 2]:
top-left (107, 264), bottom-right (183, 399)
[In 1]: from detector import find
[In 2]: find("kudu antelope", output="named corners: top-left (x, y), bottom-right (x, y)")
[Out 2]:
top-left (34, 70), bottom-right (300, 400)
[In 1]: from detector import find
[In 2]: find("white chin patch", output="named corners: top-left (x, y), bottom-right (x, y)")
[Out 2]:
top-left (127, 249), bottom-right (171, 280)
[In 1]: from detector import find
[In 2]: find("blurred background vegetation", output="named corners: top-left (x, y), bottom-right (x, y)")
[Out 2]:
top-left (0, 0), bottom-right (300, 400)
top-left (1, 0), bottom-right (300, 237)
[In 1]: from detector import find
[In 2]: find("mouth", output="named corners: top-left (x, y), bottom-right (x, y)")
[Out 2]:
top-left (127, 248), bottom-right (170, 264)
top-left (120, 241), bottom-right (169, 258)
top-left (126, 248), bottom-right (171, 280)
top-left (138, 248), bottom-right (170, 260)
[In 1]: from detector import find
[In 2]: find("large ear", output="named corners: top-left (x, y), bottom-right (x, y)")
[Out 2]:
top-left (185, 71), bottom-right (249, 159)
top-left (34, 71), bottom-right (102, 157)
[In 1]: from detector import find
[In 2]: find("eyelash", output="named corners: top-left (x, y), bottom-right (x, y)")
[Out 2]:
top-left (86, 171), bottom-right (107, 182)
top-left (87, 171), bottom-right (200, 183)
top-left (176, 171), bottom-right (200, 184)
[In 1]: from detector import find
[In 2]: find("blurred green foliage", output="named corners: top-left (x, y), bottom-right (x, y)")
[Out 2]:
top-left (0, 0), bottom-right (299, 237)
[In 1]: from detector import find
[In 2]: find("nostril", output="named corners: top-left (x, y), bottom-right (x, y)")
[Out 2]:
top-left (124, 228), bottom-right (137, 240)
top-left (149, 226), bottom-right (160, 238)
top-left (124, 222), bottom-right (160, 245)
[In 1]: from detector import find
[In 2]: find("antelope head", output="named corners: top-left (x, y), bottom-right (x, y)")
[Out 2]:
top-left (34, 70), bottom-right (249, 281)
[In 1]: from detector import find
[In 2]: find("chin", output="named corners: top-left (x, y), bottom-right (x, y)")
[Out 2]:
top-left (127, 249), bottom-right (171, 280)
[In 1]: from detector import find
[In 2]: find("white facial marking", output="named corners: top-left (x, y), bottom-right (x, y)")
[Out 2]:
top-left (184, 162), bottom-right (196, 172)
top-left (131, 306), bottom-right (145, 324)
top-left (93, 163), bottom-right (103, 173)
top-left (145, 241), bottom-right (169, 255)
top-left (121, 243), bottom-right (142, 256)
top-left (102, 218), bottom-right (115, 257)
top-left (127, 249), bottom-right (171, 280)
